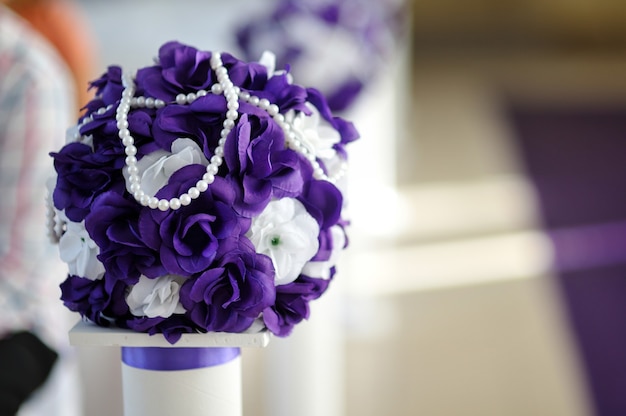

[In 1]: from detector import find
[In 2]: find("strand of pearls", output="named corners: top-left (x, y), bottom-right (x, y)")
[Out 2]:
top-left (45, 191), bottom-right (64, 243)
top-left (107, 51), bottom-right (347, 211)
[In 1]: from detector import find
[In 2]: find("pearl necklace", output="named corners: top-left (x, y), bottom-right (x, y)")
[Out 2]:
top-left (94, 52), bottom-right (346, 212)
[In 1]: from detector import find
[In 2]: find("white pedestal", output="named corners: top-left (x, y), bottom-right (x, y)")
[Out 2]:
top-left (69, 320), bottom-right (269, 416)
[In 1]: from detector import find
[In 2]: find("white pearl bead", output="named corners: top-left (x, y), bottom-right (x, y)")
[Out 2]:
top-left (239, 91), bottom-right (250, 100)
top-left (207, 164), bottom-right (218, 175)
top-left (248, 96), bottom-right (259, 106)
top-left (148, 197), bottom-right (159, 209)
top-left (122, 136), bottom-right (134, 146)
top-left (226, 110), bottom-right (238, 120)
top-left (157, 199), bottom-right (169, 211)
top-left (196, 180), bottom-right (208, 192)
top-left (130, 182), bottom-right (141, 193)
top-left (125, 155), bottom-right (137, 165)
top-left (145, 97), bottom-right (155, 108)
top-left (211, 84), bottom-right (223, 95)
top-left (203, 173), bottom-right (215, 183)
top-left (180, 194), bottom-right (192, 206)
top-left (169, 198), bottom-right (181, 210)
top-left (133, 190), bottom-right (144, 199)
top-left (210, 155), bottom-right (222, 165)
top-left (268, 104), bottom-right (279, 116)
top-left (127, 165), bottom-right (139, 175)
top-left (214, 147), bottom-right (224, 157)
top-left (186, 93), bottom-right (196, 103)
top-left (188, 187), bottom-right (200, 199)
top-left (220, 129), bottom-right (229, 138)
top-left (140, 195), bottom-right (150, 206)
top-left (258, 98), bottom-right (270, 109)
top-left (125, 146), bottom-right (137, 156)
top-left (176, 94), bottom-right (187, 105)
top-left (136, 96), bottom-right (146, 107)
top-left (197, 89), bottom-right (207, 97)
top-left (227, 101), bottom-right (239, 110)
top-left (117, 119), bottom-right (129, 129)
top-left (223, 119), bottom-right (234, 129)
top-left (155, 99), bottom-right (166, 108)
top-left (118, 128), bottom-right (130, 139)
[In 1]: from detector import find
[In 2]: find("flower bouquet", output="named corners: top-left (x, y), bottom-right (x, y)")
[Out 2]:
top-left (46, 41), bottom-right (359, 415)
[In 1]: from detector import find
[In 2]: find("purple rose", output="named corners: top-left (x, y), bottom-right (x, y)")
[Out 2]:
top-left (248, 71), bottom-right (309, 114)
top-left (60, 274), bottom-right (129, 326)
top-left (138, 165), bottom-right (249, 276)
top-left (306, 88), bottom-right (359, 157)
top-left (135, 42), bottom-right (269, 102)
top-left (51, 142), bottom-right (125, 222)
top-left (125, 315), bottom-right (197, 345)
top-left (180, 237), bottom-right (275, 333)
top-left (84, 65), bottom-right (123, 114)
top-left (85, 191), bottom-right (163, 284)
top-left (224, 112), bottom-right (304, 217)
top-left (298, 178), bottom-right (343, 230)
top-left (263, 274), bottom-right (331, 337)
top-left (151, 95), bottom-right (226, 156)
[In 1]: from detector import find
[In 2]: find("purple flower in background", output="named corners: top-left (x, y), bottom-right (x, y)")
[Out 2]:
top-left (48, 41), bottom-right (359, 342)
top-left (180, 237), bottom-right (275, 333)
top-left (236, 0), bottom-right (406, 112)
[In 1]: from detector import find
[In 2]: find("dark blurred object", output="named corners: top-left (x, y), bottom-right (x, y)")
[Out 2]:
top-left (0, 331), bottom-right (58, 416)
top-left (411, 0), bottom-right (626, 51)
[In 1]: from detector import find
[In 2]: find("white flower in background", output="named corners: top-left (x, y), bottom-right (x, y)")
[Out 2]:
top-left (259, 50), bottom-right (292, 82)
top-left (287, 102), bottom-right (340, 161)
top-left (247, 198), bottom-right (320, 286)
top-left (123, 137), bottom-right (208, 196)
top-left (58, 218), bottom-right (105, 280)
top-left (126, 274), bottom-right (187, 318)
top-left (302, 225), bottom-right (346, 280)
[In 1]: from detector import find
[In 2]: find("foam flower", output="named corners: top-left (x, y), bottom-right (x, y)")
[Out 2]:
top-left (126, 274), bottom-right (187, 318)
top-left (58, 218), bottom-right (105, 280)
top-left (247, 198), bottom-right (319, 285)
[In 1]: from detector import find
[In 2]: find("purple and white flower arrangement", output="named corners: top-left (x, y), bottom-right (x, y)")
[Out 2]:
top-left (236, 0), bottom-right (406, 112)
top-left (47, 41), bottom-right (359, 344)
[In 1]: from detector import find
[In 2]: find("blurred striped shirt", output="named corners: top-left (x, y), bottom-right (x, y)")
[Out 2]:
top-left (0, 6), bottom-right (75, 347)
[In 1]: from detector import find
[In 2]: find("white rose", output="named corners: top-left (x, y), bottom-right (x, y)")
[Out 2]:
top-left (58, 218), bottom-right (105, 280)
top-left (287, 102), bottom-right (340, 161)
top-left (126, 274), bottom-right (186, 318)
top-left (124, 137), bottom-right (208, 196)
top-left (247, 198), bottom-right (320, 286)
top-left (302, 225), bottom-right (346, 280)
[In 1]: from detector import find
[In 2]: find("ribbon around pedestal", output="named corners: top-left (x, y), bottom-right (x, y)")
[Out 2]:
top-left (122, 346), bottom-right (240, 371)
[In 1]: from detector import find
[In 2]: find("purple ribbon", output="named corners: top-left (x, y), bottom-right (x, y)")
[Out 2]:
top-left (122, 347), bottom-right (240, 371)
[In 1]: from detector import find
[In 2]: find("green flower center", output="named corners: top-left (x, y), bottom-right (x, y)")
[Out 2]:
top-left (270, 236), bottom-right (281, 247)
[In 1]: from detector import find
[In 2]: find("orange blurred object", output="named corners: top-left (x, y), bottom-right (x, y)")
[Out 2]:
top-left (7, 0), bottom-right (98, 112)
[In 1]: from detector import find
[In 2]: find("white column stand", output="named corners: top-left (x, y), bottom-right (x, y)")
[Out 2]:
top-left (121, 353), bottom-right (242, 416)
top-left (69, 320), bottom-right (269, 416)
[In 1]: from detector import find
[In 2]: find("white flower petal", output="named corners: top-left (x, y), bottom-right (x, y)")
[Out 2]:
top-left (247, 198), bottom-right (320, 286)
top-left (126, 275), bottom-right (187, 318)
